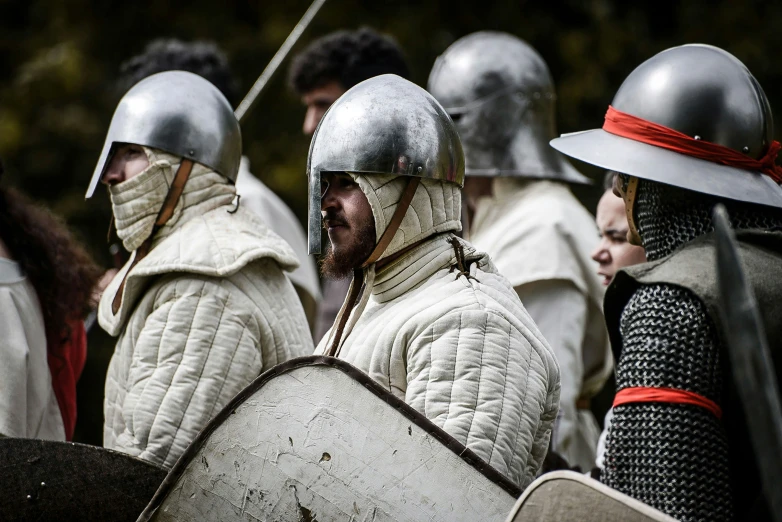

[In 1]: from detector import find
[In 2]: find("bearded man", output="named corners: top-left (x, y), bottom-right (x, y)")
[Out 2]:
top-left (427, 32), bottom-right (612, 471)
top-left (552, 44), bottom-right (782, 521)
top-left (309, 74), bottom-right (560, 489)
top-left (288, 27), bottom-right (411, 341)
top-left (88, 72), bottom-right (312, 468)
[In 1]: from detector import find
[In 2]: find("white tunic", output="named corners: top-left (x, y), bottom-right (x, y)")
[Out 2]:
top-left (316, 234), bottom-right (560, 489)
top-left (0, 258), bottom-right (64, 440)
top-left (469, 179), bottom-right (612, 471)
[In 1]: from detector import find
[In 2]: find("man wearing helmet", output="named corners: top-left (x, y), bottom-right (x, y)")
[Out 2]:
top-left (287, 27), bottom-right (411, 341)
top-left (427, 32), bottom-right (612, 472)
top-left (310, 74), bottom-right (560, 489)
top-left (114, 39), bottom-right (322, 334)
top-left (89, 71), bottom-right (313, 468)
top-left (552, 44), bottom-right (782, 521)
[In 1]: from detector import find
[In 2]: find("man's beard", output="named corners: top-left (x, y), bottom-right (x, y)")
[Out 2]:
top-left (319, 214), bottom-right (376, 279)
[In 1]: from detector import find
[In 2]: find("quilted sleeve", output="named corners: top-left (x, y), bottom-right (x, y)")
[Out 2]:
top-left (113, 277), bottom-right (263, 468)
top-left (404, 309), bottom-right (556, 487)
top-left (516, 279), bottom-right (587, 467)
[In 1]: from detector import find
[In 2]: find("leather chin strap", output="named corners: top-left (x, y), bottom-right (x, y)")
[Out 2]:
top-left (623, 176), bottom-right (643, 246)
top-left (111, 159), bottom-right (195, 314)
top-left (325, 267), bottom-right (364, 357)
top-left (325, 176), bottom-right (421, 357)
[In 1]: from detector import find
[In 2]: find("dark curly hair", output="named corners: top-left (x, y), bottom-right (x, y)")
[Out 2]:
top-left (288, 27), bottom-right (410, 95)
top-left (0, 171), bottom-right (101, 348)
top-left (117, 39), bottom-right (239, 106)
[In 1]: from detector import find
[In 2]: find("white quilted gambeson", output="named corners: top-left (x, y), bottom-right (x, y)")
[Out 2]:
top-left (100, 161), bottom-right (313, 468)
top-left (316, 175), bottom-right (560, 489)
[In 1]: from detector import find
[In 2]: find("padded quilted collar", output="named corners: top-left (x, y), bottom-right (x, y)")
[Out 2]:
top-left (99, 203), bottom-right (300, 335)
top-left (372, 233), bottom-right (486, 303)
top-left (134, 205), bottom-right (298, 278)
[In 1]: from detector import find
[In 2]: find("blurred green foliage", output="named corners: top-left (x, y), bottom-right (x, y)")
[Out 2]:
top-left (1, 0), bottom-right (781, 443)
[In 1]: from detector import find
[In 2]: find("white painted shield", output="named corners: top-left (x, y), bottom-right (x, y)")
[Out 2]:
top-left (504, 471), bottom-right (677, 522)
top-left (139, 356), bottom-right (519, 522)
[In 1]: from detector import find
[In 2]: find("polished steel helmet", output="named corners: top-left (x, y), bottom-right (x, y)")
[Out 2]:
top-left (427, 31), bottom-right (590, 184)
top-left (86, 70), bottom-right (241, 198)
top-left (551, 44), bottom-right (782, 208)
top-left (306, 74), bottom-right (465, 254)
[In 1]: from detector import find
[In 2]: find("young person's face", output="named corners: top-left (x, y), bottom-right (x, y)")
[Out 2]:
top-left (319, 172), bottom-right (376, 278)
top-left (591, 189), bottom-right (647, 286)
top-left (301, 81), bottom-right (345, 136)
top-left (102, 144), bottom-right (149, 186)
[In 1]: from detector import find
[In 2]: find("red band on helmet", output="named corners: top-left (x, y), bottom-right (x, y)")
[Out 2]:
top-left (613, 386), bottom-right (722, 419)
top-left (603, 105), bottom-right (782, 184)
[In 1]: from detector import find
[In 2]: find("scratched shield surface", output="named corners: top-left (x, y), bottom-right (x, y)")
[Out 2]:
top-left (504, 471), bottom-right (677, 522)
top-left (140, 356), bottom-right (518, 522)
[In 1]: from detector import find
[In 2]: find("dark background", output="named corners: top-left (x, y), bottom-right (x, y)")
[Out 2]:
top-left (0, 0), bottom-right (780, 443)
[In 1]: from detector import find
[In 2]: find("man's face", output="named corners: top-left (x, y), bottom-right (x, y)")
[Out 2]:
top-left (591, 189), bottom-right (647, 286)
top-left (301, 81), bottom-right (345, 135)
top-left (102, 143), bottom-right (149, 186)
top-left (320, 172), bottom-right (376, 279)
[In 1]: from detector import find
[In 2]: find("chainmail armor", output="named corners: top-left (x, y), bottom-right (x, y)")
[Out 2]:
top-left (603, 178), bottom-right (782, 521)
top-left (602, 284), bottom-right (732, 521)
top-left (633, 178), bottom-right (782, 261)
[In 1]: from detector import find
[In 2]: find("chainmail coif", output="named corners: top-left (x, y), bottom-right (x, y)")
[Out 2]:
top-left (633, 178), bottom-right (782, 261)
top-left (602, 178), bottom-right (782, 521)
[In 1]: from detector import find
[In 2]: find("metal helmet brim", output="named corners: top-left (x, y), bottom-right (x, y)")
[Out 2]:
top-left (462, 157), bottom-right (592, 184)
top-left (551, 129), bottom-right (782, 208)
top-left (552, 44), bottom-right (782, 208)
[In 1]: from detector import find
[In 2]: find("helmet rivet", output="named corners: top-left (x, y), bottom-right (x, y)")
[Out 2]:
top-left (742, 146), bottom-right (750, 153)
top-left (40, 482), bottom-right (46, 487)
top-left (188, 150), bottom-right (195, 156)
top-left (694, 135), bottom-right (701, 140)
top-left (26, 495), bottom-right (32, 501)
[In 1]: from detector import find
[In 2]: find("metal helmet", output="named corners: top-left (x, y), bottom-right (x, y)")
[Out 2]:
top-left (551, 44), bottom-right (782, 209)
top-left (427, 31), bottom-right (590, 184)
top-left (86, 70), bottom-right (241, 198)
top-left (306, 74), bottom-right (465, 254)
